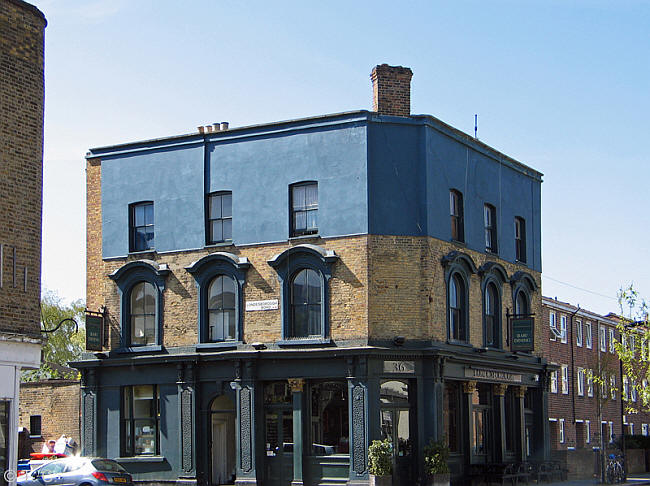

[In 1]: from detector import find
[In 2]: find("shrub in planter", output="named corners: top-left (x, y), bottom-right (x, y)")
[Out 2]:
top-left (423, 439), bottom-right (450, 486)
top-left (368, 439), bottom-right (392, 486)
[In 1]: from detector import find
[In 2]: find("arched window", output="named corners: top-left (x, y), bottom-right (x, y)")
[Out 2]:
top-left (185, 252), bottom-right (250, 346)
top-left (449, 273), bottom-right (467, 342)
top-left (290, 268), bottom-right (321, 338)
top-left (484, 282), bottom-right (500, 348)
top-left (515, 290), bottom-right (529, 316)
top-left (130, 282), bottom-right (156, 346)
top-left (109, 260), bottom-right (169, 352)
top-left (207, 275), bottom-right (237, 341)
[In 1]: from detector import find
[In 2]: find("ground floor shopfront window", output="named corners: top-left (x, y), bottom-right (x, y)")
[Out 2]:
top-left (1, 400), bottom-right (9, 486)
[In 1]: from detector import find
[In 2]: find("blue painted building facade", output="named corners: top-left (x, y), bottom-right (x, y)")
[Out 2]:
top-left (75, 65), bottom-right (551, 486)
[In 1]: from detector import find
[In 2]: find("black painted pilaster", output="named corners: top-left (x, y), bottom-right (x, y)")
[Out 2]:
top-left (232, 376), bottom-right (257, 485)
top-left (493, 384), bottom-right (507, 463)
top-left (178, 363), bottom-right (197, 478)
top-left (516, 386), bottom-right (527, 462)
top-left (81, 369), bottom-right (97, 457)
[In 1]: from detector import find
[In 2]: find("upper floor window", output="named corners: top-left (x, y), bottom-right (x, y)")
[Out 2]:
top-left (291, 182), bottom-right (318, 237)
top-left (514, 217), bottom-right (526, 263)
top-left (609, 328), bottom-right (615, 353)
top-left (208, 275), bottom-right (236, 341)
top-left (550, 371), bottom-right (558, 393)
top-left (268, 244), bottom-right (338, 345)
top-left (109, 260), bottom-right (169, 351)
top-left (515, 290), bottom-right (529, 316)
top-left (484, 282), bottom-right (500, 348)
top-left (185, 252), bottom-right (250, 346)
top-left (122, 385), bottom-right (160, 456)
top-left (549, 311), bottom-right (557, 341)
top-left (577, 367), bottom-right (585, 396)
top-left (449, 190), bottom-right (464, 242)
top-left (207, 192), bottom-right (232, 244)
top-left (484, 204), bottom-right (497, 253)
top-left (561, 365), bottom-right (569, 394)
top-left (576, 320), bottom-right (583, 347)
top-left (449, 273), bottom-right (468, 342)
top-left (290, 268), bottom-right (321, 338)
top-left (587, 371), bottom-right (594, 397)
top-left (560, 315), bottom-right (567, 344)
top-left (600, 326), bottom-right (607, 352)
top-left (130, 202), bottom-right (154, 252)
top-left (130, 282), bottom-right (156, 346)
top-left (585, 322), bottom-right (592, 348)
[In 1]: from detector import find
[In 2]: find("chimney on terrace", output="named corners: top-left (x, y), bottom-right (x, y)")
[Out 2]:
top-left (370, 64), bottom-right (413, 117)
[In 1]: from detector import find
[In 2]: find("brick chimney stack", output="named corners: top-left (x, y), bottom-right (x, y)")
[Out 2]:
top-left (370, 64), bottom-right (413, 117)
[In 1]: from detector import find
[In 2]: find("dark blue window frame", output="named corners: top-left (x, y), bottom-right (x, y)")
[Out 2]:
top-left (129, 202), bottom-right (154, 252)
top-left (186, 252), bottom-right (249, 349)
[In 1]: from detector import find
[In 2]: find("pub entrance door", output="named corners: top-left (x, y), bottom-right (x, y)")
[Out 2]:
top-left (380, 380), bottom-right (415, 486)
top-left (263, 382), bottom-right (293, 486)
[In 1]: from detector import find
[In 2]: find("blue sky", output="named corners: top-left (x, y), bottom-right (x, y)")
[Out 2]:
top-left (34, 0), bottom-right (649, 315)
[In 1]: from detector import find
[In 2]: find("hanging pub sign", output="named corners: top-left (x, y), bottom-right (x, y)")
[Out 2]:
top-left (85, 311), bottom-right (104, 351)
top-left (511, 317), bottom-right (535, 352)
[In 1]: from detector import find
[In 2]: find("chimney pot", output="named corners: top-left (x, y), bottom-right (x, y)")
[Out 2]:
top-left (220, 122), bottom-right (229, 131)
top-left (213, 123), bottom-right (221, 132)
top-left (370, 64), bottom-right (413, 117)
top-left (197, 126), bottom-right (205, 134)
top-left (206, 125), bottom-right (214, 133)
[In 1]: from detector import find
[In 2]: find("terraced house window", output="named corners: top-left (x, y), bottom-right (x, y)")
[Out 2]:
top-left (484, 282), bottom-right (500, 348)
top-left (129, 202), bottom-right (154, 252)
top-left (290, 182), bottom-right (318, 237)
top-left (448, 273), bottom-right (468, 342)
top-left (585, 322), bottom-right (592, 348)
top-left (514, 217), bottom-right (526, 262)
top-left (207, 275), bottom-right (236, 341)
top-left (484, 204), bottom-right (497, 253)
top-left (129, 282), bottom-right (156, 346)
top-left (122, 385), bottom-right (160, 456)
top-left (207, 192), bottom-right (232, 244)
top-left (449, 190), bottom-right (464, 242)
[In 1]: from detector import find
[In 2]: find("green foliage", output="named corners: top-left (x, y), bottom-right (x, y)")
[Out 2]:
top-left (423, 438), bottom-right (450, 475)
top-left (22, 291), bottom-right (85, 382)
top-left (368, 439), bottom-right (392, 476)
top-left (615, 284), bottom-right (650, 414)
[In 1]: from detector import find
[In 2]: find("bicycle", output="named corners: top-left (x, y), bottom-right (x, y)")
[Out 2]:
top-left (605, 453), bottom-right (625, 484)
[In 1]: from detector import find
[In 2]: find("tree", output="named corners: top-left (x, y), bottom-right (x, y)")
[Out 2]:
top-left (615, 284), bottom-right (650, 416)
top-left (22, 291), bottom-right (85, 382)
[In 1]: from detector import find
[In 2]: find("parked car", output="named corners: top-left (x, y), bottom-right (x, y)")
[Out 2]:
top-left (18, 457), bottom-right (133, 486)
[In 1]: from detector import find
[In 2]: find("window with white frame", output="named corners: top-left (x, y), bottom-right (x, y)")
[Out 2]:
top-left (551, 370), bottom-right (558, 393)
top-left (643, 379), bottom-right (649, 406)
top-left (560, 315), bottom-right (567, 343)
top-left (577, 368), bottom-right (585, 396)
top-left (610, 375), bottom-right (616, 400)
top-left (561, 365), bottom-right (569, 394)
top-left (630, 423), bottom-right (635, 435)
top-left (643, 424), bottom-right (648, 436)
top-left (576, 320), bottom-right (583, 347)
top-left (631, 381), bottom-right (637, 402)
top-left (586, 420), bottom-right (591, 443)
top-left (609, 421), bottom-right (614, 443)
top-left (559, 419), bottom-right (565, 443)
top-left (622, 334), bottom-right (628, 351)
top-left (609, 328), bottom-right (615, 353)
top-left (587, 370), bottom-right (594, 397)
top-left (585, 322), bottom-right (592, 348)
top-left (642, 338), bottom-right (649, 361)
top-left (549, 312), bottom-right (557, 341)
top-left (630, 334), bottom-right (636, 354)
top-left (623, 375), bottom-right (629, 401)
top-left (600, 326), bottom-right (607, 352)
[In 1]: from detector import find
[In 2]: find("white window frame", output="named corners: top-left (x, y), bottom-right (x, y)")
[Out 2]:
top-left (561, 365), bottom-right (569, 395)
top-left (577, 367), bottom-right (584, 396)
top-left (609, 421), bottom-right (614, 443)
top-left (600, 326), bottom-right (607, 352)
top-left (576, 320), bottom-right (583, 347)
top-left (587, 370), bottom-right (594, 397)
top-left (643, 379), bottom-right (649, 406)
top-left (609, 328), bottom-right (615, 353)
top-left (550, 312), bottom-right (557, 341)
top-left (585, 322), bottom-right (592, 349)
top-left (559, 418), bottom-right (565, 443)
top-left (623, 375), bottom-right (629, 401)
top-left (643, 424), bottom-right (648, 436)
top-left (610, 375), bottom-right (616, 400)
top-left (630, 334), bottom-right (636, 354)
top-left (586, 420), bottom-right (591, 443)
top-left (630, 423), bottom-right (635, 435)
top-left (631, 380), bottom-right (637, 402)
top-left (560, 315), bottom-right (567, 343)
top-left (551, 370), bottom-right (558, 393)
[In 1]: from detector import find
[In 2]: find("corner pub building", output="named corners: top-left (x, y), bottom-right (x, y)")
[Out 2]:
top-left (74, 65), bottom-right (552, 486)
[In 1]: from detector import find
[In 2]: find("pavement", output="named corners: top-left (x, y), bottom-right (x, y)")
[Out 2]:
top-left (540, 471), bottom-right (650, 485)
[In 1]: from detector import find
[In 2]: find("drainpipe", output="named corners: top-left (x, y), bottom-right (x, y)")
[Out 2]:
top-left (569, 306), bottom-right (581, 428)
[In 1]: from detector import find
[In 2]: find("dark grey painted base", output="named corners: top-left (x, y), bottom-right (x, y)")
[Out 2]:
top-left (132, 481), bottom-right (197, 486)
top-left (234, 479), bottom-right (259, 486)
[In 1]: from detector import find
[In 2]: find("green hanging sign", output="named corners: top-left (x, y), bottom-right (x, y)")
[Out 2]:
top-left (86, 314), bottom-right (104, 351)
top-left (511, 317), bottom-right (534, 352)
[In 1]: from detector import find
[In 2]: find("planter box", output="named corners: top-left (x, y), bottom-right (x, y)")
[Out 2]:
top-left (425, 473), bottom-right (451, 486)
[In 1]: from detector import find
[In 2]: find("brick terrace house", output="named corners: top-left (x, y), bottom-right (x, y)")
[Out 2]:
top-left (0, 0), bottom-right (46, 483)
top-left (542, 297), bottom-right (650, 478)
top-left (74, 65), bottom-right (552, 486)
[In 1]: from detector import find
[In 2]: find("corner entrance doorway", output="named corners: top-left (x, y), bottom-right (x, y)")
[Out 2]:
top-left (380, 380), bottom-right (414, 486)
top-left (210, 395), bottom-right (236, 485)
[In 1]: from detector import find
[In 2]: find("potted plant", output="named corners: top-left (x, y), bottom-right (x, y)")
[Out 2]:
top-left (368, 438), bottom-right (393, 486)
top-left (423, 439), bottom-right (451, 486)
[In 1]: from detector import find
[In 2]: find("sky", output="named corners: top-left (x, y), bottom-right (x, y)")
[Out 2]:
top-left (32, 0), bottom-right (649, 316)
